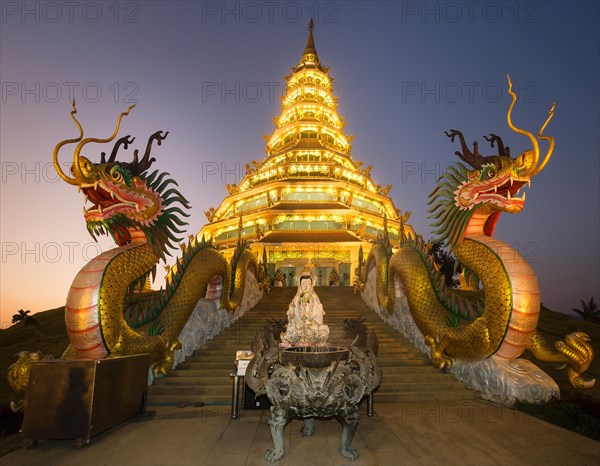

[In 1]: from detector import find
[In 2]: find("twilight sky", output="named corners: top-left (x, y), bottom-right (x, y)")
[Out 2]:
top-left (1, 1), bottom-right (598, 326)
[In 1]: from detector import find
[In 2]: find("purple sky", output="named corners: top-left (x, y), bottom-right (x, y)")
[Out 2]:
top-left (1, 1), bottom-right (598, 326)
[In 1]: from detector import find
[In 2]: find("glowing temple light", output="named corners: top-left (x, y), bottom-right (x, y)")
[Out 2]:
top-left (196, 23), bottom-right (413, 274)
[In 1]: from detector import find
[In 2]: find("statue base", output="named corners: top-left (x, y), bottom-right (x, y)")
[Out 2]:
top-left (450, 356), bottom-right (560, 406)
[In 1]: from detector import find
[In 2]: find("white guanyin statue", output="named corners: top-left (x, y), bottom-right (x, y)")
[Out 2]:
top-left (280, 263), bottom-right (329, 347)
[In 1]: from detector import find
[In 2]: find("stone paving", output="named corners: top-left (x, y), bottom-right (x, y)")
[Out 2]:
top-left (3, 400), bottom-right (599, 465)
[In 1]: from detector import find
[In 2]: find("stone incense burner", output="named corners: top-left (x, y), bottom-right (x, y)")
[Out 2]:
top-left (246, 318), bottom-right (381, 462)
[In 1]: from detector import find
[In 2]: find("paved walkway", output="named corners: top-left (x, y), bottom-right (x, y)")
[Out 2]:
top-left (3, 400), bottom-right (599, 465)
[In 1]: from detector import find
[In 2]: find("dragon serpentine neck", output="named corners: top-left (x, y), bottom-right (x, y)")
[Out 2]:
top-left (423, 75), bottom-right (554, 364)
top-left (53, 101), bottom-right (256, 375)
top-left (362, 76), bottom-right (594, 389)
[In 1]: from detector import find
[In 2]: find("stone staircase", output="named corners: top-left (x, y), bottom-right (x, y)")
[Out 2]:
top-left (147, 287), bottom-right (477, 405)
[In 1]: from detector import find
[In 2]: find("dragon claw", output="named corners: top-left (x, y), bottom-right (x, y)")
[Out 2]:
top-left (169, 339), bottom-right (182, 352)
top-left (555, 332), bottom-right (595, 390)
top-left (425, 335), bottom-right (453, 370)
top-left (568, 370), bottom-right (596, 389)
top-left (151, 338), bottom-right (181, 378)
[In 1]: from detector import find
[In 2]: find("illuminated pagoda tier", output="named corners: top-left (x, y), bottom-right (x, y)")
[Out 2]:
top-left (199, 20), bottom-right (415, 286)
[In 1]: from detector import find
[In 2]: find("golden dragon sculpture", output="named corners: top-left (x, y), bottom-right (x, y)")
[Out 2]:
top-left (44, 101), bottom-right (257, 376)
top-left (358, 76), bottom-right (594, 392)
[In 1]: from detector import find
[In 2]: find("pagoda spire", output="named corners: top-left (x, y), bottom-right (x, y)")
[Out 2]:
top-left (302, 18), bottom-right (317, 59)
top-left (296, 18), bottom-right (323, 71)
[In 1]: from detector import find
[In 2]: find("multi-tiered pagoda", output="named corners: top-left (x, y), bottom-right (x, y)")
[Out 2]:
top-left (199, 21), bottom-right (414, 286)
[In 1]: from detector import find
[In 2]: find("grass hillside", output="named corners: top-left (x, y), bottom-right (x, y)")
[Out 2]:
top-left (0, 306), bottom-right (68, 408)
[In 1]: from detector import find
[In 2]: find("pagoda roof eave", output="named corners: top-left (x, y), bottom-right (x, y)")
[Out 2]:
top-left (269, 202), bottom-right (349, 210)
top-left (199, 206), bottom-right (414, 242)
top-left (257, 230), bottom-right (362, 243)
top-left (211, 180), bottom-right (403, 219)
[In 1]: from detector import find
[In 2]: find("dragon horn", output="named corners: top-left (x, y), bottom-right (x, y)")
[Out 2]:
top-left (72, 104), bottom-right (135, 182)
top-left (531, 102), bottom-right (556, 176)
top-left (53, 99), bottom-right (83, 186)
top-left (107, 135), bottom-right (136, 164)
top-left (445, 129), bottom-right (484, 169)
top-left (131, 131), bottom-right (168, 175)
top-left (506, 75), bottom-right (541, 174)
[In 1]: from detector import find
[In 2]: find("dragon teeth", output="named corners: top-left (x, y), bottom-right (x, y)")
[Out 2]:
top-left (98, 204), bottom-right (103, 214)
top-left (522, 192), bottom-right (526, 201)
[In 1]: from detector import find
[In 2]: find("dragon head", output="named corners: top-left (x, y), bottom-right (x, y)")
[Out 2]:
top-left (429, 76), bottom-right (555, 247)
top-left (53, 101), bottom-right (190, 260)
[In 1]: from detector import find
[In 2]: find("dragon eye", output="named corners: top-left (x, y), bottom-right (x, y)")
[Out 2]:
top-left (479, 163), bottom-right (497, 181)
top-left (109, 166), bottom-right (132, 186)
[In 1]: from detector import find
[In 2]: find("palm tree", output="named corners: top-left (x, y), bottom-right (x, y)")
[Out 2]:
top-left (571, 297), bottom-right (599, 323)
top-left (11, 309), bottom-right (31, 324)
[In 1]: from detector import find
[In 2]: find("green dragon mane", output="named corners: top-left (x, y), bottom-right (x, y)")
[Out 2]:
top-left (427, 162), bottom-right (474, 248)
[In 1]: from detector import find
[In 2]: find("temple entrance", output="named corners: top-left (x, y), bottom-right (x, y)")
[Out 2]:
top-left (339, 262), bottom-right (351, 286)
top-left (273, 259), bottom-right (349, 286)
top-left (316, 267), bottom-right (333, 286)
top-left (279, 267), bottom-right (298, 286)
top-left (277, 266), bottom-right (337, 286)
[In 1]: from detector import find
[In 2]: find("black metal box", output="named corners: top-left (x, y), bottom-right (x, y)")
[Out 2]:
top-left (21, 354), bottom-right (150, 447)
top-left (243, 383), bottom-right (271, 410)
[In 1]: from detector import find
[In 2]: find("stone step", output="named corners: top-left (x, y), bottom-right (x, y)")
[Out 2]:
top-left (379, 373), bottom-right (459, 383)
top-left (177, 362), bottom-right (235, 370)
top-left (150, 385), bottom-right (233, 396)
top-left (148, 287), bottom-right (476, 405)
top-left (148, 390), bottom-right (479, 406)
top-left (374, 390), bottom-right (479, 402)
top-left (167, 369), bottom-right (235, 377)
top-left (176, 358), bottom-right (431, 371)
top-left (195, 344), bottom-right (421, 353)
top-left (182, 354), bottom-right (428, 364)
top-left (377, 381), bottom-right (468, 392)
top-left (147, 389), bottom-right (479, 406)
top-left (166, 365), bottom-right (441, 378)
top-left (201, 336), bottom-right (402, 345)
top-left (204, 331), bottom-right (404, 341)
top-left (156, 376), bottom-right (233, 386)
top-left (147, 395), bottom-right (232, 405)
top-left (156, 371), bottom-right (459, 388)
top-left (151, 382), bottom-right (475, 398)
